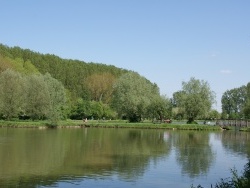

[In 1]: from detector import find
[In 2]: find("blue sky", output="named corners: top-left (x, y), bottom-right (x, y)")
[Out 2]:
top-left (1, 0), bottom-right (250, 111)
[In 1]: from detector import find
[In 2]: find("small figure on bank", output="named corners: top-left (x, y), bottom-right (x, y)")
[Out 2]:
top-left (83, 118), bottom-right (87, 123)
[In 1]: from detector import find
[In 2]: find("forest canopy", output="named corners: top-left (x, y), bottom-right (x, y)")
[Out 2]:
top-left (0, 44), bottom-right (249, 122)
top-left (0, 44), bottom-right (169, 122)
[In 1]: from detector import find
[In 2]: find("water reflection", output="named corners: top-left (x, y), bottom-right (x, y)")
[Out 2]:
top-left (171, 131), bottom-right (215, 178)
top-left (0, 128), bottom-right (170, 187)
top-left (217, 131), bottom-right (250, 158)
top-left (0, 128), bottom-right (249, 187)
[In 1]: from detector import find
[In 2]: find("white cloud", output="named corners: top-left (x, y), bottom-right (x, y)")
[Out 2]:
top-left (220, 70), bottom-right (232, 74)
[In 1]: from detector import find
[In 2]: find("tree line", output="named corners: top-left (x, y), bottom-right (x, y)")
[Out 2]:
top-left (171, 81), bottom-right (250, 121)
top-left (0, 44), bottom-right (249, 123)
top-left (0, 69), bottom-right (66, 125)
top-left (221, 83), bottom-right (250, 119)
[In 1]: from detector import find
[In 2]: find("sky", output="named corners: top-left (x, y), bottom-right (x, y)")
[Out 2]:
top-left (0, 0), bottom-right (249, 111)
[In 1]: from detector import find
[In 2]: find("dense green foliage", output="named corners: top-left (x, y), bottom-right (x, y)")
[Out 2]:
top-left (244, 83), bottom-right (250, 119)
top-left (221, 85), bottom-right (249, 119)
top-left (172, 77), bottom-right (216, 123)
top-left (0, 69), bottom-right (24, 119)
top-left (1, 43), bottom-right (249, 122)
top-left (0, 69), bottom-right (66, 124)
top-left (147, 94), bottom-right (172, 120)
top-left (112, 72), bottom-right (171, 122)
top-left (69, 99), bottom-right (116, 120)
top-left (0, 44), bottom-right (131, 122)
top-left (0, 44), bottom-right (171, 122)
top-left (0, 44), bottom-right (128, 101)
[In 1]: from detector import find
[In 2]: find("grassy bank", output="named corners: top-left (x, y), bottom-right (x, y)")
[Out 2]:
top-left (1, 119), bottom-right (250, 131)
top-left (0, 119), bottom-right (224, 131)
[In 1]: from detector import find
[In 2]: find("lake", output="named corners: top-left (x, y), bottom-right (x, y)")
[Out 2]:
top-left (0, 128), bottom-right (249, 188)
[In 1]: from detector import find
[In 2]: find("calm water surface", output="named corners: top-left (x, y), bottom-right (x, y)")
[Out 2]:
top-left (0, 128), bottom-right (249, 188)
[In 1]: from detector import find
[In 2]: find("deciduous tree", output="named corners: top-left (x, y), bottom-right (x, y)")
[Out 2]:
top-left (0, 69), bottom-right (24, 119)
top-left (179, 77), bottom-right (215, 123)
top-left (112, 72), bottom-right (159, 122)
top-left (221, 85), bottom-right (247, 119)
top-left (85, 73), bottom-right (116, 103)
top-left (147, 95), bottom-right (171, 120)
top-left (24, 74), bottom-right (50, 120)
top-left (243, 82), bottom-right (250, 119)
top-left (44, 73), bottom-right (67, 125)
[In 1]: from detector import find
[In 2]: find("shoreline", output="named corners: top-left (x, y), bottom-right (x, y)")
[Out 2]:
top-left (0, 120), bottom-right (228, 131)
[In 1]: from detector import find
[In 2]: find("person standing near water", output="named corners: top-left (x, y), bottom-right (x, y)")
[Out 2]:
top-left (83, 118), bottom-right (87, 123)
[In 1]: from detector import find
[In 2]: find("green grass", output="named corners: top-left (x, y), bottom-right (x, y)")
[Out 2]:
top-left (0, 120), bottom-right (47, 127)
top-left (0, 119), bottom-right (223, 130)
top-left (2, 119), bottom-right (248, 132)
top-left (239, 127), bottom-right (250, 132)
top-left (85, 121), bottom-right (221, 130)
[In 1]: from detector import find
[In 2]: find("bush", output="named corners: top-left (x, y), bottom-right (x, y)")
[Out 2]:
top-left (187, 120), bottom-right (198, 124)
top-left (191, 160), bottom-right (250, 188)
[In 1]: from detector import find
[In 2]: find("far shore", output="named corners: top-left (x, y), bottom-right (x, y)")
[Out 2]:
top-left (1, 119), bottom-right (248, 131)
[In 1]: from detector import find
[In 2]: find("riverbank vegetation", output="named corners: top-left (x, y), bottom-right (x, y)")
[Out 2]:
top-left (0, 44), bottom-right (249, 126)
top-left (192, 160), bottom-right (250, 188)
top-left (0, 119), bottom-right (226, 131)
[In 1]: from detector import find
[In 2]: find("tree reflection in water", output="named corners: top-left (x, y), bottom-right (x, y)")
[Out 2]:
top-left (0, 128), bottom-right (249, 187)
top-left (171, 131), bottom-right (215, 178)
top-left (0, 128), bottom-right (171, 187)
top-left (219, 131), bottom-right (250, 158)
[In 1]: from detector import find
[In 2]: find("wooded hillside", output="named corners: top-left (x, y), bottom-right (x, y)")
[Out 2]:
top-left (0, 44), bottom-right (129, 100)
top-left (0, 44), bottom-right (169, 122)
